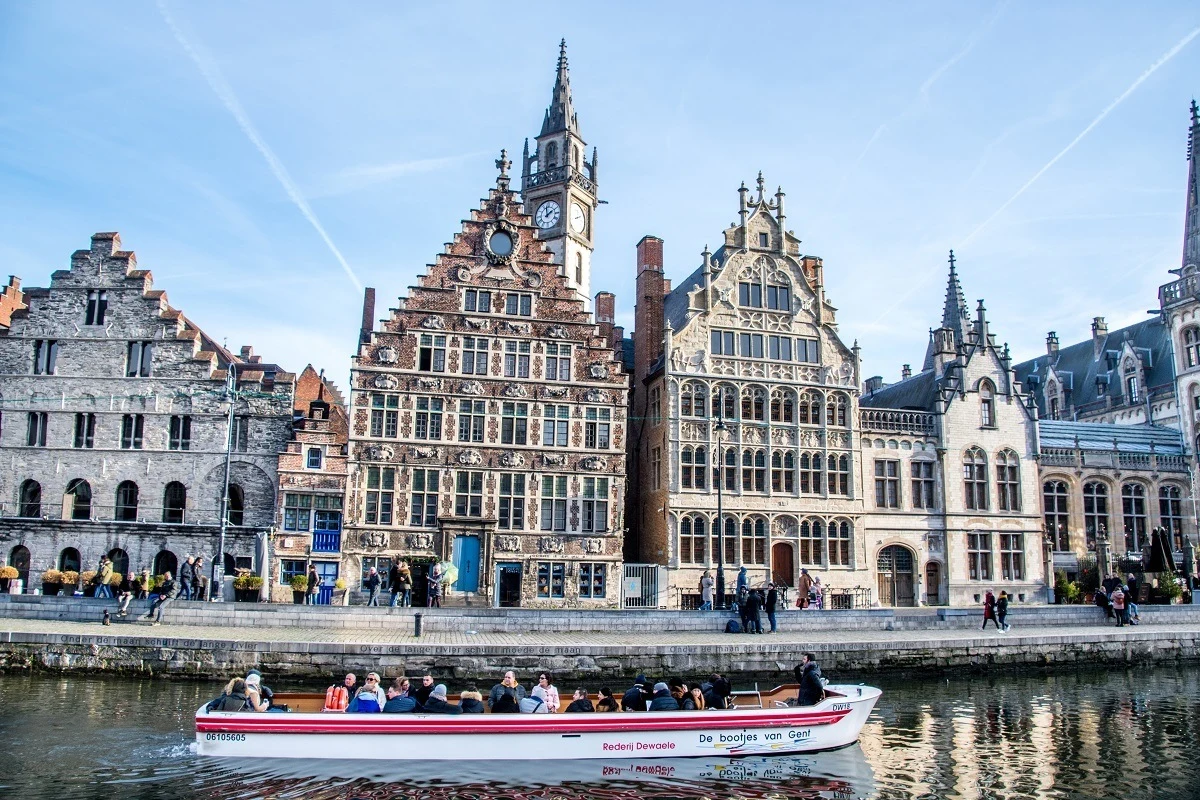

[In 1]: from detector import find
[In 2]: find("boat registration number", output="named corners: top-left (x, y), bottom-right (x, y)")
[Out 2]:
top-left (206, 733), bottom-right (246, 742)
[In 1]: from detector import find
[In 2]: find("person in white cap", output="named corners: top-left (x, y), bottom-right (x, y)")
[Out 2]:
top-left (242, 673), bottom-right (270, 712)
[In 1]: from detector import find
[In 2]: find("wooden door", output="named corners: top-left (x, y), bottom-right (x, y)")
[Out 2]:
top-left (771, 542), bottom-right (795, 588)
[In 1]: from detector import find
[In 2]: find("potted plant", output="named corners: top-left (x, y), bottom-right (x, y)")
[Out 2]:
top-left (0, 565), bottom-right (17, 593)
top-left (40, 568), bottom-right (63, 596)
top-left (78, 570), bottom-right (96, 596)
top-left (110, 572), bottom-right (123, 593)
top-left (333, 577), bottom-right (348, 606)
top-left (61, 570), bottom-right (81, 595)
top-left (290, 574), bottom-right (308, 604)
top-left (233, 573), bottom-right (264, 602)
top-left (1159, 572), bottom-right (1184, 604)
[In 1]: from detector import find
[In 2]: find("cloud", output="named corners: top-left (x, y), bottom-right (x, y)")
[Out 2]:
top-left (156, 0), bottom-right (363, 292)
top-left (313, 152), bottom-right (484, 198)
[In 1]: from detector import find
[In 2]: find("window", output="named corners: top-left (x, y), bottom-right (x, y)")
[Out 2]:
top-left (738, 282), bottom-right (763, 308)
top-left (537, 562), bottom-right (565, 598)
top-left (800, 519), bottom-right (823, 566)
top-left (1161, 485), bottom-right (1184, 550)
top-left (711, 386), bottom-right (736, 419)
top-left (742, 449), bottom-right (766, 492)
top-left (681, 383), bottom-right (707, 417)
top-left (767, 335), bottom-right (793, 361)
top-left (795, 338), bottom-right (820, 364)
top-left (575, 254), bottom-right (583, 285)
top-left (279, 559), bottom-right (305, 587)
top-left (360, 557), bottom-right (391, 591)
top-left (26, 412), bottom-right (48, 447)
top-left (225, 483), bottom-right (244, 525)
top-left (682, 446), bottom-right (707, 489)
top-left (125, 341), bottom-right (153, 377)
top-left (85, 289), bottom-right (107, 325)
top-left (315, 495), bottom-right (343, 532)
top-left (504, 340), bottom-right (531, 378)
top-left (829, 454), bottom-right (851, 496)
top-left (741, 387), bottom-right (766, 421)
top-left (967, 532), bottom-right (993, 581)
top-left (168, 415), bottom-right (191, 450)
top-left (546, 141), bottom-right (558, 166)
top-left (498, 473), bottom-right (525, 529)
top-left (410, 469), bottom-right (440, 527)
top-left (579, 563), bottom-right (606, 598)
top-left (715, 517), bottom-right (737, 565)
top-left (829, 520), bottom-right (852, 566)
top-left (415, 397), bottom-right (443, 440)
top-left (1124, 364), bottom-right (1139, 403)
top-left (73, 413), bottom-right (95, 449)
top-left (542, 404), bottom-right (570, 447)
top-left (66, 478), bottom-right (92, 520)
top-left (771, 451), bottom-right (795, 493)
top-left (1186, 328), bottom-right (1200, 369)
top-left (741, 517), bottom-right (766, 564)
top-left (540, 475), bottom-right (568, 531)
top-left (584, 408), bottom-right (610, 448)
top-left (457, 399), bottom-right (485, 443)
top-left (649, 386), bottom-right (662, 424)
top-left (582, 477), bottom-right (609, 532)
top-left (505, 293), bottom-right (533, 316)
top-left (1046, 380), bottom-right (1061, 420)
top-left (18, 479), bottom-right (41, 517)
top-left (912, 461), bottom-right (935, 509)
top-left (501, 402), bottom-right (529, 445)
top-left (875, 460), bottom-right (899, 508)
top-left (963, 447), bottom-right (988, 510)
top-left (758, 232), bottom-right (769, 248)
top-left (800, 452), bottom-right (823, 494)
top-left (770, 390), bottom-right (795, 423)
top-left (418, 334), bottom-right (446, 372)
top-left (365, 466), bottom-right (395, 525)
top-left (284, 493), bottom-right (312, 531)
top-left (306, 447), bottom-right (323, 469)
top-left (826, 394), bottom-right (848, 427)
top-left (1083, 482), bottom-right (1108, 550)
top-left (710, 330), bottom-right (736, 356)
top-left (1000, 533), bottom-right (1024, 580)
top-left (226, 415), bottom-right (247, 452)
top-left (455, 471), bottom-right (484, 517)
top-left (546, 343), bottom-right (571, 381)
top-left (766, 285), bottom-right (791, 311)
top-left (738, 332), bottom-right (764, 359)
top-left (163, 482), bottom-right (186, 524)
top-left (680, 516), bottom-right (707, 564)
top-left (461, 336), bottom-right (489, 375)
top-left (798, 391), bottom-right (821, 425)
top-left (464, 289), bottom-right (492, 313)
top-left (1121, 483), bottom-right (1147, 553)
top-left (716, 446), bottom-right (737, 491)
top-left (996, 449), bottom-right (1021, 512)
top-left (651, 447), bottom-right (662, 491)
top-left (1048, 396), bottom-right (1060, 420)
top-left (59, 547), bottom-right (81, 573)
top-left (1043, 481), bottom-right (1069, 551)
top-left (370, 394), bottom-right (399, 438)
top-left (979, 381), bottom-right (996, 427)
top-left (120, 414), bottom-right (144, 449)
top-left (32, 339), bottom-right (58, 375)
top-left (115, 480), bottom-right (139, 522)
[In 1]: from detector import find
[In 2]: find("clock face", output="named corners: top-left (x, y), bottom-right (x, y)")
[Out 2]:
top-left (535, 201), bottom-right (561, 229)
top-left (569, 202), bottom-right (586, 234)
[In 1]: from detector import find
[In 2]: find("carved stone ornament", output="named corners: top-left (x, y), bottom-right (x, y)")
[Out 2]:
top-left (587, 363), bottom-right (608, 380)
top-left (458, 450), bottom-right (483, 466)
top-left (455, 266), bottom-right (472, 282)
top-left (406, 532), bottom-right (434, 550)
top-left (483, 220), bottom-right (519, 265)
top-left (583, 388), bottom-right (608, 403)
top-left (410, 446), bottom-right (437, 459)
top-left (373, 374), bottom-right (399, 390)
top-left (360, 530), bottom-right (389, 548)
top-left (538, 536), bottom-right (565, 554)
top-left (524, 272), bottom-right (543, 289)
top-left (495, 535), bottom-right (521, 552)
top-left (420, 315), bottom-right (445, 330)
top-left (502, 383), bottom-right (528, 398)
top-left (459, 380), bottom-right (484, 395)
top-left (543, 453), bottom-right (568, 466)
top-left (582, 538), bottom-right (605, 555)
top-left (365, 444), bottom-right (395, 461)
top-left (501, 320), bottom-right (531, 335)
top-left (579, 456), bottom-right (606, 472)
top-left (547, 324), bottom-right (568, 339)
top-left (416, 376), bottom-right (439, 390)
top-left (544, 386), bottom-right (570, 398)
top-left (375, 346), bottom-right (399, 364)
top-left (463, 317), bottom-right (488, 330)
top-left (499, 451), bottom-right (525, 467)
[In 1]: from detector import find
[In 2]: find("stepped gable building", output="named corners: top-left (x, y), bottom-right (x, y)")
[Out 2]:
top-left (345, 152), bottom-right (628, 608)
top-left (271, 365), bottom-right (349, 602)
top-left (0, 233), bottom-right (294, 593)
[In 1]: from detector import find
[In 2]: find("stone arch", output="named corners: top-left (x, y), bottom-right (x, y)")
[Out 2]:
top-left (875, 543), bottom-right (917, 607)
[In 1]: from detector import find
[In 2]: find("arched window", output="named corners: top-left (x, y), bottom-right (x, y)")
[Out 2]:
top-left (716, 447), bottom-right (737, 491)
top-left (800, 519), bottom-right (823, 566)
top-left (1043, 480), bottom-right (1069, 551)
top-left (18, 479), bottom-right (41, 517)
top-left (1046, 379), bottom-right (1061, 420)
top-left (741, 517), bottom-right (766, 564)
top-left (226, 483), bottom-right (245, 526)
top-left (829, 454), bottom-right (851, 496)
top-left (979, 381), bottom-right (996, 427)
top-left (711, 385), bottom-right (736, 420)
top-left (58, 547), bottom-right (81, 573)
top-left (826, 393), bottom-right (848, 427)
top-left (108, 548), bottom-right (129, 578)
top-left (996, 449), bottom-right (1021, 512)
top-left (798, 391), bottom-right (821, 425)
top-left (1124, 360), bottom-right (1140, 403)
top-left (1082, 482), bottom-right (1108, 550)
top-left (741, 387), bottom-right (766, 422)
top-left (546, 141), bottom-right (558, 167)
top-left (1121, 483), bottom-right (1147, 553)
top-left (8, 545), bottom-right (30, 587)
top-left (680, 515), bottom-right (707, 564)
top-left (575, 252), bottom-right (583, 285)
top-left (115, 480), bottom-right (139, 522)
top-left (800, 453), bottom-right (823, 494)
top-left (1160, 485), bottom-right (1184, 550)
top-left (153, 550), bottom-right (178, 579)
top-left (963, 448), bottom-right (988, 510)
top-left (771, 451), bottom-right (796, 493)
top-left (572, 145), bottom-right (580, 170)
top-left (741, 449), bottom-right (765, 492)
top-left (771, 389), bottom-right (795, 423)
top-left (65, 479), bottom-right (92, 520)
top-left (163, 482), bottom-right (186, 524)
top-left (681, 383), bottom-right (707, 418)
top-left (1185, 327), bottom-right (1200, 369)
top-left (829, 519), bottom-right (852, 566)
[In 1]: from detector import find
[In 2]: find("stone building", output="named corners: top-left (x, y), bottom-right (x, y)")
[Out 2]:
top-left (270, 365), bottom-right (348, 603)
top-left (0, 233), bottom-right (294, 594)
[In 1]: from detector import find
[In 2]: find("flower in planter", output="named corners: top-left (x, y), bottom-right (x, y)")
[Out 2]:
top-left (41, 569), bottom-right (63, 584)
top-left (0, 566), bottom-right (18, 580)
top-left (61, 570), bottom-right (82, 587)
top-left (233, 574), bottom-right (264, 591)
top-left (290, 575), bottom-right (309, 592)
top-left (334, 578), bottom-right (347, 591)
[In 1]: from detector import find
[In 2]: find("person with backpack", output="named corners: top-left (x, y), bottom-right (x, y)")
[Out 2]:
top-left (997, 590), bottom-right (1011, 632)
top-left (305, 564), bottom-right (321, 605)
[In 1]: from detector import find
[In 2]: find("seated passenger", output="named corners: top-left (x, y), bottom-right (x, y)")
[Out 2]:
top-left (488, 671), bottom-right (525, 713)
top-left (671, 683), bottom-right (695, 710)
top-left (647, 682), bottom-right (680, 711)
top-left (413, 672), bottom-right (435, 708)
top-left (243, 674), bottom-right (270, 712)
top-left (520, 685), bottom-right (552, 713)
top-left (688, 685), bottom-right (706, 710)
top-left (384, 678), bottom-right (417, 713)
top-left (595, 687), bottom-right (621, 712)
top-left (794, 653), bottom-right (825, 706)
top-left (351, 672), bottom-right (385, 712)
top-left (422, 684), bottom-right (461, 715)
top-left (458, 686), bottom-right (485, 714)
top-left (622, 675), bottom-right (651, 712)
top-left (564, 687), bottom-right (595, 713)
top-left (702, 673), bottom-right (731, 710)
top-left (209, 677), bottom-right (250, 712)
top-left (246, 669), bottom-right (276, 710)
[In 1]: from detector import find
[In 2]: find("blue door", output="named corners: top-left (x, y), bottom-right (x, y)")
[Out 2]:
top-left (452, 536), bottom-right (480, 593)
top-left (315, 561), bottom-right (338, 605)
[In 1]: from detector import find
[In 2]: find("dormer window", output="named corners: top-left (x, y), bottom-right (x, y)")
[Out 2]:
top-left (758, 233), bottom-right (769, 248)
top-left (1126, 376), bottom-right (1139, 403)
top-left (1185, 327), bottom-right (1200, 368)
top-left (979, 380), bottom-right (996, 428)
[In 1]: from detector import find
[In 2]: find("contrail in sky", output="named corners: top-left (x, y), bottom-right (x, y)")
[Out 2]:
top-left (156, 1), bottom-right (363, 292)
top-left (961, 25), bottom-right (1200, 246)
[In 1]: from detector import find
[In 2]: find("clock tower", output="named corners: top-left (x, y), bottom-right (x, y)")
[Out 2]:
top-left (521, 40), bottom-right (599, 308)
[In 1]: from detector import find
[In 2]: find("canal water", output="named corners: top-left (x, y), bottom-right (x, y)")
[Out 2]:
top-left (2, 667), bottom-right (1198, 799)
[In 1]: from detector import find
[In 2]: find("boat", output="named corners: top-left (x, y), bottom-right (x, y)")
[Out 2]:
top-left (195, 682), bottom-right (881, 761)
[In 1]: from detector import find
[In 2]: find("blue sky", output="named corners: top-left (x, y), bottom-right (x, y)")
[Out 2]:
top-left (1, 2), bottom-right (1198, 389)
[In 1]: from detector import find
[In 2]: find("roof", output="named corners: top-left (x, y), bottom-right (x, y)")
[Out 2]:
top-left (663, 245), bottom-right (726, 333)
top-left (860, 368), bottom-right (939, 411)
top-left (1038, 419), bottom-right (1185, 454)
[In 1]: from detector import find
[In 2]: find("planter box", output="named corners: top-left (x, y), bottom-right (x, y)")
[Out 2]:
top-left (292, 591), bottom-right (306, 605)
top-left (41, 583), bottom-right (61, 597)
top-left (233, 589), bottom-right (261, 603)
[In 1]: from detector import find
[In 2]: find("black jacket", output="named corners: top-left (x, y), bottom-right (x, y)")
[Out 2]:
top-left (647, 689), bottom-right (680, 711)
top-left (414, 683), bottom-right (434, 707)
top-left (422, 696), bottom-right (462, 714)
top-left (388, 566), bottom-right (402, 589)
top-left (565, 698), bottom-right (595, 712)
top-left (366, 573), bottom-right (381, 592)
top-left (745, 592), bottom-right (761, 615)
top-left (159, 579), bottom-right (180, 599)
top-left (796, 662), bottom-right (825, 706)
top-left (622, 684), bottom-right (650, 711)
top-left (596, 696), bottom-right (621, 712)
top-left (307, 571), bottom-right (320, 592)
top-left (458, 697), bottom-right (486, 714)
top-left (765, 589), bottom-right (778, 613)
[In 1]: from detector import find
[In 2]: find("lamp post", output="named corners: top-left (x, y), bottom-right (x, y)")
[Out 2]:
top-left (212, 366), bottom-right (237, 602)
top-left (715, 389), bottom-right (727, 610)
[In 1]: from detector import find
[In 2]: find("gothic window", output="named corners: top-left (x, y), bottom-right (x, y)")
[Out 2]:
top-left (1000, 533), bottom-right (1024, 580)
top-left (979, 380), bottom-right (996, 428)
top-left (227, 483), bottom-right (247, 526)
top-left (963, 447), bottom-right (988, 510)
top-left (771, 451), bottom-right (795, 493)
top-left (410, 468), bottom-right (440, 527)
top-left (163, 482), bottom-right (186, 524)
top-left (1160, 485), bottom-right (1184, 550)
top-left (32, 339), bottom-right (58, 375)
top-left (800, 453), bottom-right (823, 494)
top-left (1046, 379), bottom-right (1061, 420)
top-left (1043, 480), bottom-right (1069, 551)
top-left (996, 449), bottom-right (1021, 512)
top-left (829, 454), bottom-right (851, 496)
top-left (829, 520), bottom-right (853, 567)
top-left (681, 383), bottom-right (707, 417)
top-left (500, 402), bottom-right (529, 445)
top-left (496, 473), bottom-right (523, 530)
top-left (1123, 360), bottom-right (1139, 403)
top-left (458, 399), bottom-right (486, 443)
top-left (741, 386), bottom-right (766, 421)
top-left (741, 517), bottom-right (767, 565)
top-left (800, 519), bottom-right (823, 566)
top-left (456, 471), bottom-right (484, 518)
top-left (168, 415), bottom-right (191, 450)
top-left (798, 391), bottom-right (822, 425)
top-left (26, 412), bottom-right (48, 447)
top-left (546, 141), bottom-right (558, 167)
top-left (415, 397), bottom-right (443, 440)
top-left (826, 393), bottom-right (848, 427)
top-left (711, 385), bottom-right (736, 420)
top-left (572, 145), bottom-right (580, 169)
top-left (1083, 482), bottom-right (1108, 550)
top-left (679, 515), bottom-right (707, 564)
top-left (125, 341), bottom-right (153, 377)
top-left (911, 460), bottom-right (935, 508)
top-left (1186, 328), bottom-right (1200, 369)
top-left (875, 460), bottom-right (900, 509)
top-left (74, 413), bottom-right (96, 449)
top-left (1121, 482), bottom-right (1147, 553)
top-left (770, 389), bottom-right (795, 423)
top-left (418, 334), bottom-right (447, 372)
top-left (461, 336), bottom-right (489, 375)
top-left (18, 479), bottom-right (41, 517)
top-left (714, 446), bottom-right (737, 491)
top-left (682, 446), bottom-right (707, 489)
top-left (65, 478), bottom-right (91, 520)
top-left (719, 517), bottom-right (737, 565)
top-left (741, 449), bottom-right (766, 492)
top-left (967, 531), bottom-right (993, 581)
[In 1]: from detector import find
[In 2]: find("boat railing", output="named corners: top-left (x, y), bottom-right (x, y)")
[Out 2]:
top-left (730, 683), bottom-right (762, 709)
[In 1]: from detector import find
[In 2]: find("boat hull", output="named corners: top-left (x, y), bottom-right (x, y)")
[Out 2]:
top-left (196, 685), bottom-right (880, 761)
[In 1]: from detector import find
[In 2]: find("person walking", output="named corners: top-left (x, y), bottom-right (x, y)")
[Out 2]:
top-left (799, 568), bottom-right (814, 609)
top-left (178, 556), bottom-right (194, 602)
top-left (142, 571), bottom-right (179, 625)
top-left (699, 571), bottom-right (714, 611)
top-left (427, 564), bottom-right (442, 608)
top-left (765, 583), bottom-right (779, 633)
top-left (982, 590), bottom-right (1000, 630)
top-left (997, 590), bottom-right (1010, 632)
top-left (193, 556), bottom-right (206, 600)
top-left (398, 561), bottom-right (413, 607)
top-left (1111, 585), bottom-right (1127, 627)
top-left (305, 564), bottom-right (321, 605)
top-left (388, 559), bottom-right (403, 607)
top-left (365, 567), bottom-right (382, 606)
top-left (95, 556), bottom-right (114, 599)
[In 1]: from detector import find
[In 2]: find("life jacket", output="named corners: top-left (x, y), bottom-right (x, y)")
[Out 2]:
top-left (324, 685), bottom-right (349, 711)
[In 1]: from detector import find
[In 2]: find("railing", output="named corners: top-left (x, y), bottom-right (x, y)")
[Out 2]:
top-left (859, 409), bottom-right (936, 436)
top-left (524, 165), bottom-right (596, 195)
top-left (1117, 453), bottom-right (1152, 470)
top-left (1160, 276), bottom-right (1199, 307)
top-left (1039, 447), bottom-right (1076, 466)
top-left (312, 531), bottom-right (342, 553)
top-left (1038, 448), bottom-right (1190, 473)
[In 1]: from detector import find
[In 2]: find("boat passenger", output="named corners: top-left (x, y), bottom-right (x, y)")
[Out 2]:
top-left (671, 683), bottom-right (700, 710)
top-left (383, 679), bottom-right (417, 713)
top-left (702, 673), bottom-right (731, 709)
top-left (537, 672), bottom-right (560, 713)
top-left (422, 684), bottom-right (461, 714)
top-left (794, 653), bottom-right (825, 706)
top-left (243, 674), bottom-right (271, 712)
top-left (564, 688), bottom-right (595, 713)
top-left (397, 677), bottom-right (411, 697)
top-left (210, 678), bottom-right (251, 712)
top-left (458, 685), bottom-right (485, 713)
top-left (350, 672), bottom-right (385, 712)
top-left (622, 675), bottom-right (651, 711)
top-left (330, 673), bottom-right (359, 702)
top-left (488, 671), bottom-right (526, 713)
top-left (595, 687), bottom-right (620, 712)
top-left (519, 685), bottom-right (552, 713)
top-left (413, 672), bottom-right (435, 708)
top-left (688, 685), bottom-right (706, 710)
top-left (246, 669), bottom-right (277, 710)
top-left (647, 683), bottom-right (680, 711)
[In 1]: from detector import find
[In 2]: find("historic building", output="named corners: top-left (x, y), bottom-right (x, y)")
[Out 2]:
top-left (0, 233), bottom-right (294, 594)
top-left (270, 365), bottom-right (348, 603)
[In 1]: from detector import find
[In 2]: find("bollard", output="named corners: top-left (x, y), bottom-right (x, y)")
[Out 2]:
top-left (414, 612), bottom-right (423, 637)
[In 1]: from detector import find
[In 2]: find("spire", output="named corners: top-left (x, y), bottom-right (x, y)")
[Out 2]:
top-left (495, 149), bottom-right (512, 191)
top-left (923, 249), bottom-right (972, 371)
top-left (540, 39), bottom-right (579, 136)
top-left (1184, 99), bottom-right (1200, 269)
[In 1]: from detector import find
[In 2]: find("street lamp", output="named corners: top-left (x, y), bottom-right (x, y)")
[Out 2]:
top-left (715, 388), bottom-right (727, 610)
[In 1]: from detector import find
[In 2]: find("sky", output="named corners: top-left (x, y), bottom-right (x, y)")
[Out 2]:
top-left (1, 2), bottom-right (1199, 390)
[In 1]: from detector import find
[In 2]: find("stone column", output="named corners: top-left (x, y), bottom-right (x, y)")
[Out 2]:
top-left (1043, 534), bottom-right (1055, 605)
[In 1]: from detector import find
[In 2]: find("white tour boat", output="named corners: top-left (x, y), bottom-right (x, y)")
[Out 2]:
top-left (195, 683), bottom-right (881, 761)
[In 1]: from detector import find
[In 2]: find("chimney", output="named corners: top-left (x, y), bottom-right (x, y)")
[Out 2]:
top-left (1091, 316), bottom-right (1108, 360)
top-left (634, 237), bottom-right (666, 384)
top-left (594, 291), bottom-right (615, 324)
top-left (239, 345), bottom-right (254, 361)
top-left (1046, 331), bottom-right (1059, 357)
top-left (864, 376), bottom-right (884, 394)
top-left (612, 325), bottom-right (625, 359)
top-left (360, 287), bottom-right (376, 346)
top-left (901, 364), bottom-right (912, 380)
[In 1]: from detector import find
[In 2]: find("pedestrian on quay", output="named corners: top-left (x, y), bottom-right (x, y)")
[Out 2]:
top-left (306, 564), bottom-right (321, 605)
top-left (388, 558), bottom-right (403, 607)
top-left (811, 576), bottom-right (824, 610)
top-left (179, 556), bottom-right (194, 602)
top-left (116, 571), bottom-right (134, 617)
top-left (95, 556), bottom-right (114, 599)
top-left (398, 561), bottom-right (413, 607)
top-left (744, 588), bottom-right (763, 634)
top-left (997, 590), bottom-right (1010, 632)
top-left (982, 590), bottom-right (1000, 630)
top-left (699, 571), bottom-right (714, 611)
top-left (1112, 585), bottom-right (1127, 627)
top-left (736, 566), bottom-right (748, 602)
top-left (141, 570), bottom-right (179, 625)
top-left (765, 583), bottom-right (779, 633)
top-left (1095, 585), bottom-right (1113, 618)
top-left (365, 567), bottom-right (382, 607)
top-left (799, 568), bottom-right (814, 609)
top-left (193, 557), bottom-right (206, 600)
top-left (138, 567), bottom-right (151, 600)
top-left (427, 564), bottom-right (442, 608)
